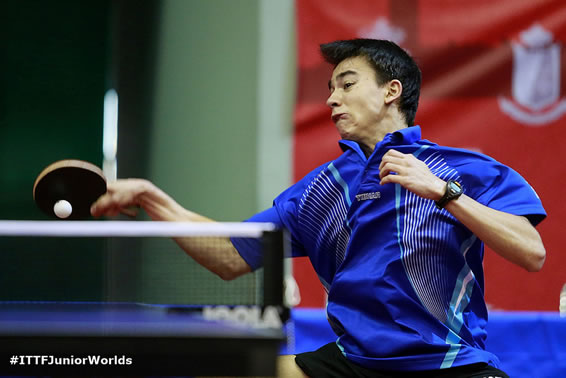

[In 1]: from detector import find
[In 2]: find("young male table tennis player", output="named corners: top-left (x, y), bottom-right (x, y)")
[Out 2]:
top-left (92, 39), bottom-right (546, 377)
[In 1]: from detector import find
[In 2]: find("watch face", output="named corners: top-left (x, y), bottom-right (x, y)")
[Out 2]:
top-left (448, 181), bottom-right (462, 194)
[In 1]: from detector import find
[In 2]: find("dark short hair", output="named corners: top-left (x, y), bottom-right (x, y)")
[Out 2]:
top-left (320, 39), bottom-right (421, 126)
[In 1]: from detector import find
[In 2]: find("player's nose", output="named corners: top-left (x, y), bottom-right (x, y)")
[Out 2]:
top-left (326, 90), bottom-right (342, 108)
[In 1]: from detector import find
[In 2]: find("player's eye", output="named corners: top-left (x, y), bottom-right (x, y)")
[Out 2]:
top-left (344, 82), bottom-right (354, 89)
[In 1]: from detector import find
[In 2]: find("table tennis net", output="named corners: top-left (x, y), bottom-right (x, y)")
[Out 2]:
top-left (0, 221), bottom-right (286, 308)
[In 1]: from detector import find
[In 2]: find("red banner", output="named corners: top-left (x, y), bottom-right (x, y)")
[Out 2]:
top-left (294, 0), bottom-right (566, 310)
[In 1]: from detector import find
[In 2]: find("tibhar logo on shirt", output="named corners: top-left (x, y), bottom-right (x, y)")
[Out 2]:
top-left (355, 191), bottom-right (381, 201)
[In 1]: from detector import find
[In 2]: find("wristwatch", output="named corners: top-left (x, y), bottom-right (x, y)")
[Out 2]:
top-left (435, 180), bottom-right (463, 209)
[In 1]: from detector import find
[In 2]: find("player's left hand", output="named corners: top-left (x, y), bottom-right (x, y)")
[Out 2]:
top-left (379, 149), bottom-right (446, 201)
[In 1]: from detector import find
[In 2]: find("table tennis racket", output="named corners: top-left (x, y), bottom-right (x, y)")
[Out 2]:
top-left (33, 159), bottom-right (107, 220)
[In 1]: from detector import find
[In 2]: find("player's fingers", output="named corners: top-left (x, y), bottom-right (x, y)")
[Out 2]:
top-left (120, 207), bottom-right (139, 218)
top-left (380, 173), bottom-right (402, 186)
top-left (109, 190), bottom-right (135, 208)
top-left (384, 149), bottom-right (406, 158)
top-left (93, 178), bottom-right (151, 217)
top-left (106, 205), bottom-right (121, 217)
top-left (91, 190), bottom-right (127, 216)
top-left (90, 194), bottom-right (112, 216)
top-left (379, 155), bottom-right (406, 172)
top-left (379, 162), bottom-right (404, 180)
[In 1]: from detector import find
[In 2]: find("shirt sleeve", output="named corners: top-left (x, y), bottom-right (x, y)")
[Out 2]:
top-left (230, 207), bottom-right (282, 271)
top-left (457, 154), bottom-right (547, 226)
top-left (231, 163), bottom-right (328, 270)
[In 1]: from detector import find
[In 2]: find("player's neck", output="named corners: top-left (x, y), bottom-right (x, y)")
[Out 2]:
top-left (361, 119), bottom-right (407, 157)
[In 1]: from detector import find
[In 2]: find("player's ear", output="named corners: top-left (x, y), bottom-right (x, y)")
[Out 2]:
top-left (384, 79), bottom-right (402, 105)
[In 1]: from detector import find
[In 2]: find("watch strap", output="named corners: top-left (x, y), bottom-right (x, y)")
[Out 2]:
top-left (435, 180), bottom-right (463, 209)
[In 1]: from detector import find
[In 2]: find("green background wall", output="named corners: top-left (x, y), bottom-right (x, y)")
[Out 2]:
top-left (0, 0), bottom-right (295, 303)
top-left (0, 0), bottom-right (110, 300)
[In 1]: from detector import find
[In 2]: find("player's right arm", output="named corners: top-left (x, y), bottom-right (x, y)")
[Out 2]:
top-left (379, 149), bottom-right (546, 272)
top-left (90, 178), bottom-right (251, 280)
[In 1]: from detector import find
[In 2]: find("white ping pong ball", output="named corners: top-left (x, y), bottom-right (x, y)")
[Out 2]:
top-left (54, 200), bottom-right (73, 219)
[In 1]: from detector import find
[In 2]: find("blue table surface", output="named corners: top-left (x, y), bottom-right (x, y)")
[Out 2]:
top-left (0, 301), bottom-right (285, 375)
top-left (0, 301), bottom-right (281, 339)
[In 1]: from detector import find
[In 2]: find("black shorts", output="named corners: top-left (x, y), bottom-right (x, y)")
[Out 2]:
top-left (294, 342), bottom-right (510, 378)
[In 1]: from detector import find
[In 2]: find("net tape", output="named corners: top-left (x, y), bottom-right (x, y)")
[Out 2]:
top-left (0, 221), bottom-right (276, 238)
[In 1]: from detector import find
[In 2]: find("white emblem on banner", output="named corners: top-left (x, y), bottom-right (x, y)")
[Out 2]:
top-left (498, 24), bottom-right (566, 126)
top-left (358, 17), bottom-right (406, 45)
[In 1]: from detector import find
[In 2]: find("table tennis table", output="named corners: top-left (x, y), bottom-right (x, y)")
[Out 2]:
top-left (0, 301), bottom-right (285, 376)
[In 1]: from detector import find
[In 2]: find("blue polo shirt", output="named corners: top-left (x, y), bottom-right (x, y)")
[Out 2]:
top-left (232, 126), bottom-right (546, 371)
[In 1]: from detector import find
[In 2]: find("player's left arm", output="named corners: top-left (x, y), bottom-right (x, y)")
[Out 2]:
top-left (379, 149), bottom-right (546, 272)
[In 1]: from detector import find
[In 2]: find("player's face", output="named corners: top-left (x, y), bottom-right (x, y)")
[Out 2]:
top-left (326, 56), bottom-right (388, 146)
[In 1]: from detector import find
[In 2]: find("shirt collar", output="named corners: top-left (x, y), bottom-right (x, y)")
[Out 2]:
top-left (391, 125), bottom-right (422, 144)
top-left (339, 126), bottom-right (422, 156)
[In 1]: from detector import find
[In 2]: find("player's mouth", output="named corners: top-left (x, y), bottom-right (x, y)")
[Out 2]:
top-left (332, 113), bottom-right (347, 123)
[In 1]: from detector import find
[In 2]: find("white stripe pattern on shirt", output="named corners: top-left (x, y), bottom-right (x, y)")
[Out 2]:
top-left (298, 169), bottom-right (351, 286)
top-left (401, 151), bottom-right (465, 323)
